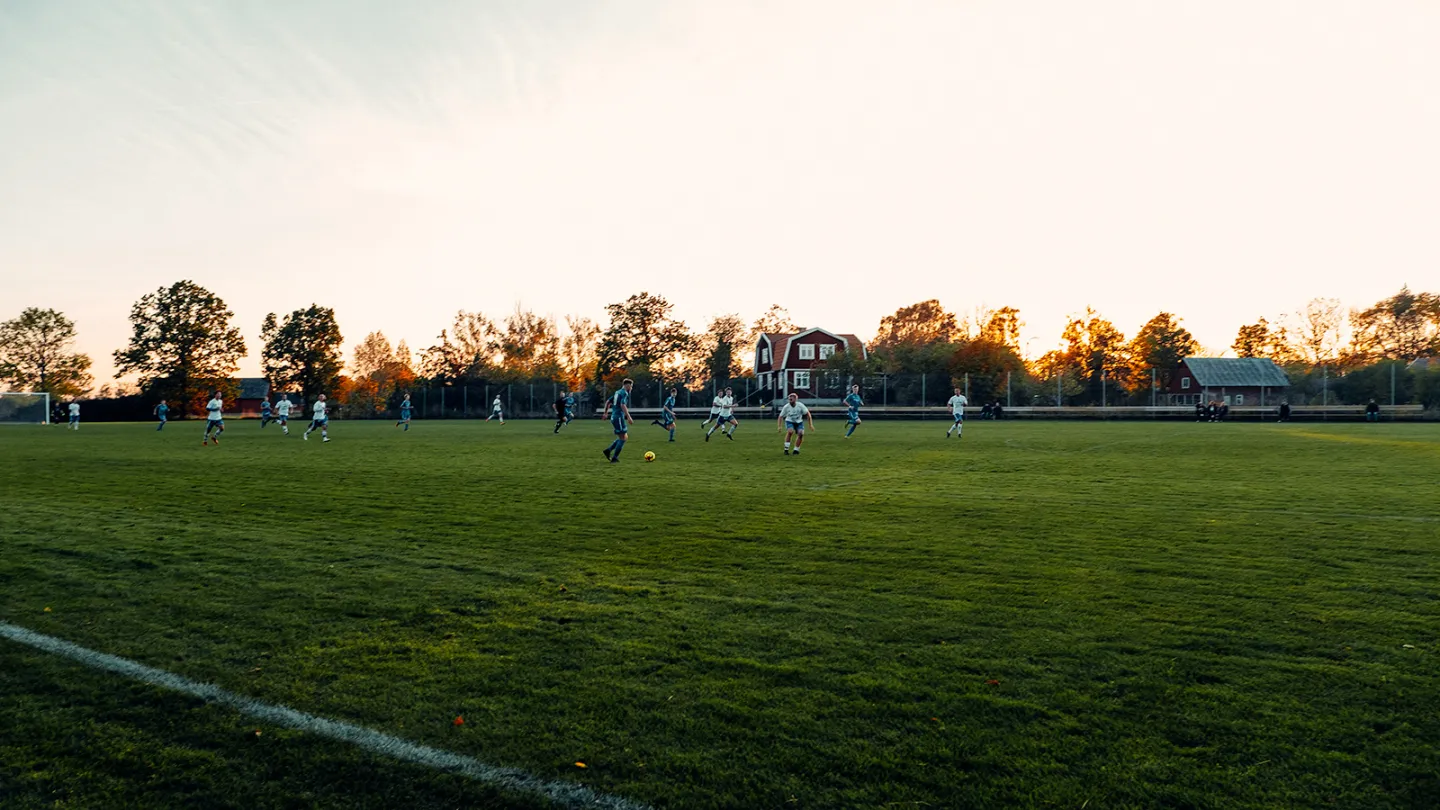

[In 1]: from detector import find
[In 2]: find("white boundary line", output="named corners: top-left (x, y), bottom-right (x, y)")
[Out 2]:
top-left (0, 621), bottom-right (650, 810)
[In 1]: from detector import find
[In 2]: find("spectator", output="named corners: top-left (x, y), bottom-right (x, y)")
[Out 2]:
top-left (992, 401), bottom-right (1005, 420)
top-left (1365, 399), bottom-right (1380, 422)
top-left (1195, 401), bottom-right (1206, 421)
top-left (1278, 401), bottom-right (1291, 422)
top-left (980, 402), bottom-right (993, 420)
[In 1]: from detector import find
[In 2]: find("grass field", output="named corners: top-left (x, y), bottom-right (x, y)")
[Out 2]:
top-left (1, 417), bottom-right (1438, 809)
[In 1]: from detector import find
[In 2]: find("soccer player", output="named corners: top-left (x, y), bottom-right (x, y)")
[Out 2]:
top-left (651, 386), bottom-right (678, 441)
top-left (397, 393), bottom-right (413, 431)
top-left (702, 393), bottom-right (722, 430)
top-left (202, 392), bottom-right (224, 445)
top-left (843, 384), bottom-right (864, 438)
top-left (553, 392), bottom-right (570, 434)
top-left (303, 394), bottom-right (330, 442)
top-left (946, 386), bottom-right (968, 438)
top-left (274, 394), bottom-right (293, 434)
top-left (67, 400), bottom-right (80, 430)
top-left (564, 392), bottom-right (576, 422)
top-left (777, 392), bottom-right (814, 455)
top-left (706, 387), bottom-right (737, 441)
top-left (154, 399), bottom-right (168, 431)
top-left (259, 396), bottom-right (273, 428)
top-left (486, 395), bottom-right (505, 424)
top-left (601, 379), bottom-right (634, 463)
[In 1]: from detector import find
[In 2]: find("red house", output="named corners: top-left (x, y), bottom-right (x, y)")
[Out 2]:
top-left (754, 328), bottom-right (867, 398)
top-left (1167, 357), bottom-right (1289, 406)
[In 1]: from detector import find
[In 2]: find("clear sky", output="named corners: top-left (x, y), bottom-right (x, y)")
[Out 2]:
top-left (2, 0), bottom-right (1437, 382)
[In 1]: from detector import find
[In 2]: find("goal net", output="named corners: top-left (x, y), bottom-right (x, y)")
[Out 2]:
top-left (0, 392), bottom-right (51, 424)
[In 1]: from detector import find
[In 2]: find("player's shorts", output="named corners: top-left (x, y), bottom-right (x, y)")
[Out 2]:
top-left (786, 420), bottom-right (805, 433)
top-left (659, 413), bottom-right (675, 426)
top-left (157, 415), bottom-right (167, 422)
top-left (275, 414), bottom-right (288, 422)
top-left (952, 411), bottom-right (965, 422)
top-left (611, 420), bottom-right (628, 435)
top-left (69, 415), bottom-right (79, 423)
top-left (847, 409), bottom-right (860, 424)
top-left (311, 417), bottom-right (328, 427)
top-left (400, 411), bottom-right (412, 420)
top-left (720, 413), bottom-right (735, 422)
top-left (207, 419), bottom-right (224, 429)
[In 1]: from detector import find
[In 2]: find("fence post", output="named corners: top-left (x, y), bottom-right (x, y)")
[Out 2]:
top-left (1101, 369), bottom-right (1106, 408)
top-left (1057, 373), bottom-right (1062, 407)
top-left (1006, 371), bottom-right (1011, 408)
top-left (964, 373), bottom-right (969, 402)
top-left (921, 374), bottom-right (926, 406)
top-left (1390, 362), bottom-right (1396, 409)
top-left (441, 386), bottom-right (445, 417)
top-left (883, 375), bottom-right (888, 408)
top-left (529, 383), bottom-right (534, 416)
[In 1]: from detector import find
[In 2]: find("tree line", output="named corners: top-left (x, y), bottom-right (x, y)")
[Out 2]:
top-left (2, 281), bottom-right (1438, 414)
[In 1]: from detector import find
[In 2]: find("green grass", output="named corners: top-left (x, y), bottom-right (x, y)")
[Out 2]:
top-left (1, 418), bottom-right (1438, 809)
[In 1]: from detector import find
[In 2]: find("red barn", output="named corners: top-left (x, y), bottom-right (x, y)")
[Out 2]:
top-left (754, 328), bottom-right (867, 398)
top-left (1167, 357), bottom-right (1289, 406)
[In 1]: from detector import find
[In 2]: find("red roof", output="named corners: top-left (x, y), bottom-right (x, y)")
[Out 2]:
top-left (762, 329), bottom-right (867, 369)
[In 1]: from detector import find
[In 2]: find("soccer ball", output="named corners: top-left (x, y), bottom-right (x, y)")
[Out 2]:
top-left (643, 451), bottom-right (656, 462)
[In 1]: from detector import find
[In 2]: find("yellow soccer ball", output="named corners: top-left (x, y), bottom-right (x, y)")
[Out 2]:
top-left (643, 451), bottom-right (656, 462)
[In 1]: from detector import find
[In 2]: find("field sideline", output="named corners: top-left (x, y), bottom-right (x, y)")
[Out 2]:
top-left (1, 419), bottom-right (1437, 809)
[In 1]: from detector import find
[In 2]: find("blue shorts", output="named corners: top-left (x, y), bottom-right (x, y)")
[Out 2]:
top-left (786, 421), bottom-right (804, 433)
top-left (612, 421), bottom-right (628, 435)
top-left (310, 417), bottom-right (327, 427)
top-left (952, 412), bottom-right (965, 423)
top-left (847, 409), bottom-right (860, 424)
top-left (659, 413), bottom-right (675, 426)
top-left (400, 411), bottom-right (412, 420)
top-left (69, 415), bottom-right (79, 423)
top-left (157, 415), bottom-right (167, 422)
top-left (207, 419), bottom-right (224, 429)
top-left (720, 413), bottom-right (736, 423)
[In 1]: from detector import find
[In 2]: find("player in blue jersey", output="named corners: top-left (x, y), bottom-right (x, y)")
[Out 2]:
top-left (396, 393), bottom-right (413, 431)
top-left (843, 384), bottom-right (864, 438)
top-left (651, 386), bottom-right (678, 442)
top-left (259, 396), bottom-right (273, 427)
top-left (564, 393), bottom-right (576, 421)
top-left (153, 399), bottom-right (169, 431)
top-left (602, 379), bottom-right (634, 463)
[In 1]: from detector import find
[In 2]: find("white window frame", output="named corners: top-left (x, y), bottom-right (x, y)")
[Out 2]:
top-left (818, 344), bottom-right (835, 360)
top-left (794, 371), bottom-right (811, 389)
top-left (1181, 377), bottom-right (1191, 389)
top-left (798, 344), bottom-right (815, 360)
top-left (1235, 394), bottom-right (1244, 405)
top-left (761, 348), bottom-right (769, 364)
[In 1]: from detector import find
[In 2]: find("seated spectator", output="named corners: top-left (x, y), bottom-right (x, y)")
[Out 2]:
top-left (1195, 401), bottom-right (1206, 421)
top-left (1365, 400), bottom-right (1380, 422)
top-left (980, 402), bottom-right (993, 420)
top-left (992, 402), bottom-right (1005, 420)
top-left (1278, 401), bottom-right (1291, 422)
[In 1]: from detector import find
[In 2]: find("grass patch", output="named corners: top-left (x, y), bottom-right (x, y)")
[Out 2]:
top-left (2, 419), bottom-right (1438, 809)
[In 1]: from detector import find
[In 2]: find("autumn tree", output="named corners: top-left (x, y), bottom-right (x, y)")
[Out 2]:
top-left (701, 314), bottom-right (747, 382)
top-left (0, 308), bottom-right (93, 398)
top-left (872, 300), bottom-right (960, 350)
top-left (1124, 312), bottom-right (1200, 392)
top-left (1232, 317), bottom-right (1300, 365)
top-left (977, 307), bottom-right (1023, 349)
top-left (559, 315), bottom-right (601, 390)
top-left (113, 281), bottom-right (246, 414)
top-left (596, 293), bottom-right (695, 377)
top-left (1029, 349), bottom-right (1086, 404)
top-left (1060, 308), bottom-right (1127, 403)
top-left (1290, 298), bottom-right (1346, 366)
top-left (1348, 286), bottom-right (1440, 362)
top-left (949, 337), bottom-right (1024, 404)
top-left (495, 306), bottom-right (561, 380)
top-left (261, 305), bottom-right (344, 404)
top-left (419, 311), bottom-right (499, 383)
top-left (343, 330), bottom-right (416, 417)
top-left (748, 304), bottom-right (799, 342)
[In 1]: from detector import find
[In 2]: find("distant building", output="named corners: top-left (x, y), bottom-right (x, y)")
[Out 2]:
top-left (235, 378), bottom-right (271, 417)
top-left (1167, 358), bottom-right (1289, 406)
top-left (1408, 357), bottom-right (1436, 372)
top-left (754, 328), bottom-right (867, 399)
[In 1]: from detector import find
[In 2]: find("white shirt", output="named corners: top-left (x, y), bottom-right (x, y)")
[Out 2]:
top-left (779, 402), bottom-right (809, 423)
top-left (69, 403), bottom-right (80, 415)
top-left (948, 394), bottom-right (968, 414)
top-left (719, 395), bottom-right (734, 417)
top-left (275, 399), bottom-right (292, 416)
top-left (492, 397), bottom-right (502, 411)
top-left (711, 396), bottom-right (724, 414)
top-left (313, 400), bottom-right (327, 420)
top-left (206, 398), bottom-right (223, 420)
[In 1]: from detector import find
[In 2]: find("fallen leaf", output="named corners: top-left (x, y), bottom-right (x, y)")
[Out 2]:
top-left (575, 761), bottom-right (587, 769)
top-left (254, 730), bottom-right (262, 737)
top-left (452, 716), bottom-right (465, 726)
top-left (1402, 644), bottom-right (1416, 649)
top-left (986, 679), bottom-right (1001, 686)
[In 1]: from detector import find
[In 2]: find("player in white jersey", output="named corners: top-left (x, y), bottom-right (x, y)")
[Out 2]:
top-left (67, 400), bottom-right (80, 430)
top-left (486, 395), bottom-right (505, 424)
top-left (946, 387), bottom-right (969, 438)
top-left (274, 395), bottom-right (293, 434)
top-left (702, 393), bottom-right (722, 429)
top-left (705, 387), bottom-right (738, 441)
top-left (303, 394), bottom-right (330, 442)
top-left (202, 392), bottom-right (225, 445)
top-left (777, 392), bottom-right (814, 455)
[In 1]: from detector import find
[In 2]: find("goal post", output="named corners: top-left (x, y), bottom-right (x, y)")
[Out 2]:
top-left (0, 392), bottom-right (51, 424)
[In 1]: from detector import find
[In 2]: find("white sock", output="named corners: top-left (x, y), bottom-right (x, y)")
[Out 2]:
top-left (784, 441), bottom-right (791, 449)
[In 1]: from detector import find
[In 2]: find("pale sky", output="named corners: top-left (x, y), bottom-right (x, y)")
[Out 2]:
top-left (2, 0), bottom-right (1437, 382)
